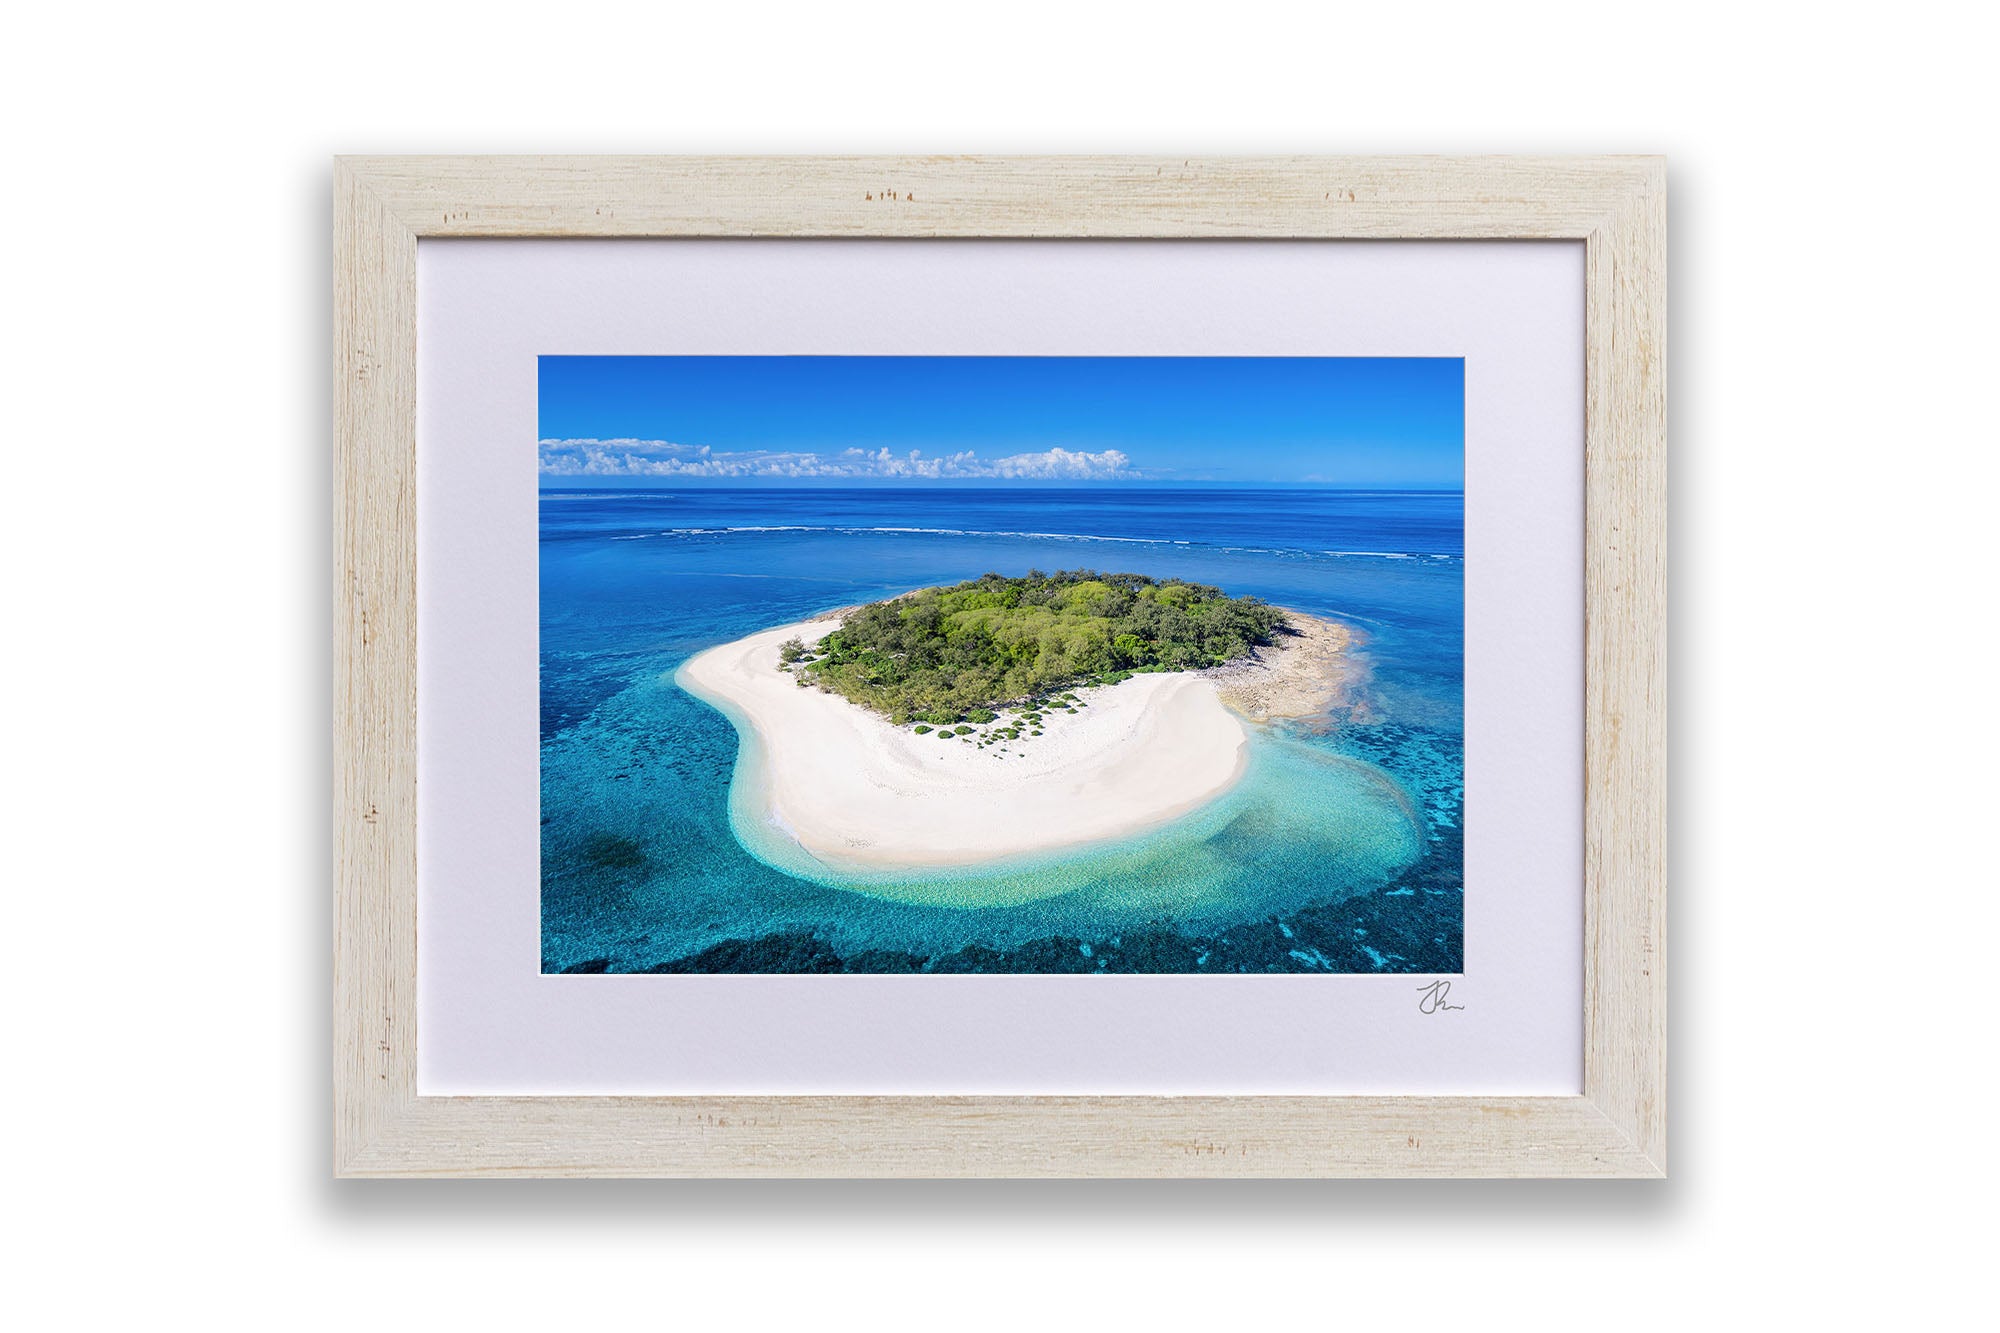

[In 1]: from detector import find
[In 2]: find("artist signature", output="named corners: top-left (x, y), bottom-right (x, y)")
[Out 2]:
top-left (1416, 979), bottom-right (1464, 1014)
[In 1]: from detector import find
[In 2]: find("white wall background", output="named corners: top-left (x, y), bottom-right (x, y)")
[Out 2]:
top-left (5, 2), bottom-right (1989, 1326)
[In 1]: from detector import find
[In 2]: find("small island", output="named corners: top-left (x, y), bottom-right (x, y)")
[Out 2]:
top-left (784, 570), bottom-right (1286, 737)
top-left (677, 570), bottom-right (1355, 869)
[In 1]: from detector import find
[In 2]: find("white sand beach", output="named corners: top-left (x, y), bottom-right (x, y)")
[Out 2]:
top-left (678, 616), bottom-right (1254, 869)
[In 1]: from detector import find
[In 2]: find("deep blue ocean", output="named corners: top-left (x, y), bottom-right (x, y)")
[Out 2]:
top-left (540, 487), bottom-right (1463, 973)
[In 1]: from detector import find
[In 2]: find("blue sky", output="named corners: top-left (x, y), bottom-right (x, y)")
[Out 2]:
top-left (539, 356), bottom-right (1462, 488)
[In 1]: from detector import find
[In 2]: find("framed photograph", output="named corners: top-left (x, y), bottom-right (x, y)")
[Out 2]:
top-left (335, 156), bottom-right (1664, 1177)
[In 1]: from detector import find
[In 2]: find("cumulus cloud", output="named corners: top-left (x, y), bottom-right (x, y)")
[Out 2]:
top-left (538, 438), bottom-right (1137, 481)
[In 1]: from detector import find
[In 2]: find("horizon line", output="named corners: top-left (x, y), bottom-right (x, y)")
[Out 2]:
top-left (537, 481), bottom-right (1466, 493)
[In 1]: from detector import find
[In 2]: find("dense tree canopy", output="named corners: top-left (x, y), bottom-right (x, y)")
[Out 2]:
top-left (788, 570), bottom-right (1286, 725)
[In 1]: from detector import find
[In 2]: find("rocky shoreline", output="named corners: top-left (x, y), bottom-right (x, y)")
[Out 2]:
top-left (1206, 609), bottom-right (1361, 723)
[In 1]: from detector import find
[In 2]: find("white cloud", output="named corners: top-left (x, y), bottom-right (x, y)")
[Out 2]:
top-left (538, 438), bottom-right (1137, 481)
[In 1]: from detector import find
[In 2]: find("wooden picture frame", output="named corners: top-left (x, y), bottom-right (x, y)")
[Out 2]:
top-left (335, 155), bottom-right (1664, 1177)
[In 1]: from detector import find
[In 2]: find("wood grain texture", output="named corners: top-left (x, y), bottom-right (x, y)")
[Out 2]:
top-left (338, 1096), bottom-right (1657, 1179)
top-left (351, 154), bottom-right (1636, 238)
top-left (333, 162), bottom-right (419, 1162)
top-left (1582, 160), bottom-right (1668, 1171)
top-left (333, 155), bottom-right (1666, 1178)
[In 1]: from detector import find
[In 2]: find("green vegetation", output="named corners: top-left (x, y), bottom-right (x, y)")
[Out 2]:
top-left (793, 570), bottom-right (1285, 724)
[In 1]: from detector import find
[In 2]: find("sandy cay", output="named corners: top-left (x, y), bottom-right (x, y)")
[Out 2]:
top-left (676, 606), bottom-right (1350, 870)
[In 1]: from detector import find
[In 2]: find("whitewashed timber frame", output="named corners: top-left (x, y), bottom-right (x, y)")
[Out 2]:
top-left (334, 156), bottom-right (1665, 1177)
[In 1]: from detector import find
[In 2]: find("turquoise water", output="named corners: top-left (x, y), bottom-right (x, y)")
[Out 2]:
top-left (541, 488), bottom-right (1464, 973)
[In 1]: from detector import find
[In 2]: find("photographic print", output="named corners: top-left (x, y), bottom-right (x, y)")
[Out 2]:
top-left (540, 356), bottom-right (1463, 975)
